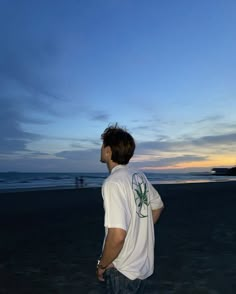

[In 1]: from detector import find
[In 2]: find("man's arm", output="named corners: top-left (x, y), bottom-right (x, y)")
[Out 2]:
top-left (152, 206), bottom-right (164, 224)
top-left (97, 227), bottom-right (126, 281)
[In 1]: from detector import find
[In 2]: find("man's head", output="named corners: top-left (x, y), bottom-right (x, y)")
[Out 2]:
top-left (100, 124), bottom-right (135, 165)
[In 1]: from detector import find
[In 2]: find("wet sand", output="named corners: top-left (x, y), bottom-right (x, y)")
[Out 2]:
top-left (0, 182), bottom-right (235, 293)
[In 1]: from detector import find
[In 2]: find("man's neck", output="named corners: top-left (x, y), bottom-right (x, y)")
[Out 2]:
top-left (107, 161), bottom-right (119, 173)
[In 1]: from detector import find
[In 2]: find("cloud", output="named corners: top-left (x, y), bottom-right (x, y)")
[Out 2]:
top-left (136, 131), bottom-right (236, 154)
top-left (0, 2), bottom-right (62, 106)
top-left (0, 1), bottom-right (68, 156)
top-left (0, 156), bottom-right (106, 173)
top-left (89, 111), bottom-right (110, 122)
top-left (132, 154), bottom-right (207, 168)
top-left (0, 33), bottom-right (63, 116)
top-left (0, 99), bottom-right (42, 153)
top-left (191, 133), bottom-right (236, 146)
top-left (137, 140), bottom-right (173, 152)
top-left (70, 138), bottom-right (100, 149)
top-left (55, 149), bottom-right (100, 161)
top-left (196, 115), bottom-right (224, 123)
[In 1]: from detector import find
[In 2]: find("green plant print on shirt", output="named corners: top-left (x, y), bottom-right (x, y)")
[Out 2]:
top-left (132, 173), bottom-right (150, 218)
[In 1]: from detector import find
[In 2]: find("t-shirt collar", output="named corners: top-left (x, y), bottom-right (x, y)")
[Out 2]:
top-left (111, 164), bottom-right (127, 174)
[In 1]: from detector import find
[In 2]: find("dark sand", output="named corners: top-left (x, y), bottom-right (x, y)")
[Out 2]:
top-left (0, 182), bottom-right (235, 293)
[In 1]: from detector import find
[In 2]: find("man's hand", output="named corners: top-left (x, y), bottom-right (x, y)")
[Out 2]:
top-left (96, 267), bottom-right (106, 282)
top-left (96, 263), bottom-right (114, 281)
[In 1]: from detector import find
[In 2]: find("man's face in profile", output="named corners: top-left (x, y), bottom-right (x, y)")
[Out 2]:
top-left (100, 143), bottom-right (106, 163)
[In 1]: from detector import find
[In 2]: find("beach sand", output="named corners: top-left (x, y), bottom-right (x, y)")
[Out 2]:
top-left (0, 182), bottom-right (235, 293)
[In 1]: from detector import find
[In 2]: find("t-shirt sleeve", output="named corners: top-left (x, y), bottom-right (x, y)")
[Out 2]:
top-left (148, 182), bottom-right (164, 210)
top-left (102, 180), bottom-right (131, 231)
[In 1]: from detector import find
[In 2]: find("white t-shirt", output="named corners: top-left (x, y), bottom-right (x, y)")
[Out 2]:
top-left (102, 165), bottom-right (164, 280)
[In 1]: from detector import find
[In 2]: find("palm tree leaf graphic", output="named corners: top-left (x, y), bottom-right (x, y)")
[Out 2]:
top-left (132, 173), bottom-right (150, 218)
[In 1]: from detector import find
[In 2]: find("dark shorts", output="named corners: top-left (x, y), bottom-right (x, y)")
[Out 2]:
top-left (104, 267), bottom-right (146, 294)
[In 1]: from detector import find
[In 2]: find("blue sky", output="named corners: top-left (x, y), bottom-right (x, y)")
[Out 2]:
top-left (0, 0), bottom-right (236, 173)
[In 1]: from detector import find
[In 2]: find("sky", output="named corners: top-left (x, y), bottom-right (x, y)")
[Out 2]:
top-left (0, 0), bottom-right (236, 173)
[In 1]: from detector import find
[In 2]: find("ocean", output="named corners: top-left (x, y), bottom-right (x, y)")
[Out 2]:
top-left (0, 171), bottom-right (235, 192)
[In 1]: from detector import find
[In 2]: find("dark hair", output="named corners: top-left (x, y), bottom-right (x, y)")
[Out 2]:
top-left (101, 124), bottom-right (135, 164)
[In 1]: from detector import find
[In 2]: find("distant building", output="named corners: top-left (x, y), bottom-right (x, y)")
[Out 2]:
top-left (228, 167), bottom-right (236, 175)
top-left (211, 167), bottom-right (236, 176)
top-left (211, 168), bottom-right (229, 175)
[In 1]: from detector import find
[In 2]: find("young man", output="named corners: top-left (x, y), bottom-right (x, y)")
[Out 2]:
top-left (97, 124), bottom-right (164, 293)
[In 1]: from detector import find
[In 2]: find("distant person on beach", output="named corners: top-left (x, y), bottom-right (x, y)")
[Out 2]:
top-left (97, 124), bottom-right (164, 293)
top-left (75, 176), bottom-right (79, 189)
top-left (75, 176), bottom-right (84, 188)
top-left (79, 176), bottom-right (84, 187)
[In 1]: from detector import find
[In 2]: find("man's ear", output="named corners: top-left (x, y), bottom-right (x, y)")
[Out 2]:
top-left (105, 146), bottom-right (112, 158)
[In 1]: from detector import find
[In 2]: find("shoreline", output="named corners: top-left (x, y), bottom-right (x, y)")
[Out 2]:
top-left (1, 177), bottom-right (236, 194)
